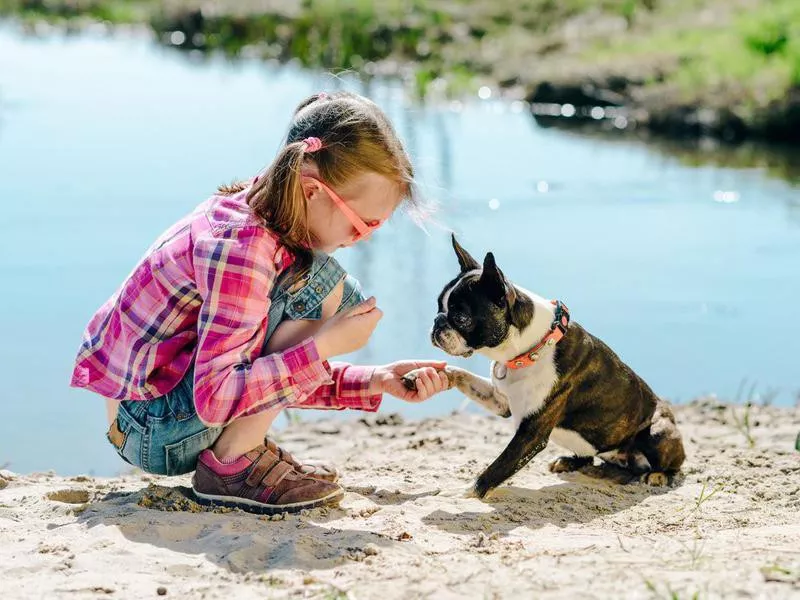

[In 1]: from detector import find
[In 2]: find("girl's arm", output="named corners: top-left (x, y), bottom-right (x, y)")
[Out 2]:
top-left (191, 226), bottom-right (336, 426)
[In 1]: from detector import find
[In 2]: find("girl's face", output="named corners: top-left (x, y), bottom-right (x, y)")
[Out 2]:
top-left (303, 168), bottom-right (403, 253)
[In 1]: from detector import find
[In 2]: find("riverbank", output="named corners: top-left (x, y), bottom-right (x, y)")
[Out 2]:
top-left (1, 0), bottom-right (798, 143)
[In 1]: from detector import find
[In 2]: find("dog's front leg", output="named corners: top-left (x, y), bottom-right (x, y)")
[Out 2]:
top-left (444, 366), bottom-right (510, 417)
top-left (401, 365), bottom-right (510, 417)
top-left (471, 406), bottom-right (559, 498)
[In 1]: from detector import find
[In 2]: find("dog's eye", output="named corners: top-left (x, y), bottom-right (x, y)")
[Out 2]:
top-left (452, 313), bottom-right (471, 327)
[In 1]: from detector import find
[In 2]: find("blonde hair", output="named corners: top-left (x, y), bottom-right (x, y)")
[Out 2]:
top-left (219, 91), bottom-right (419, 278)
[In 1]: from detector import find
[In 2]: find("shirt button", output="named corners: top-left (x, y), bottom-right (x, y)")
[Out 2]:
top-left (315, 285), bottom-right (324, 293)
top-left (293, 301), bottom-right (305, 312)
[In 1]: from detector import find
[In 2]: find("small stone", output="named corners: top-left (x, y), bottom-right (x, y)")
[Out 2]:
top-left (363, 543), bottom-right (379, 556)
top-left (157, 586), bottom-right (167, 596)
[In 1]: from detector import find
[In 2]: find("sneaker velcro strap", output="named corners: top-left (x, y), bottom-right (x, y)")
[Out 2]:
top-left (261, 460), bottom-right (295, 489)
top-left (265, 438), bottom-right (297, 467)
top-left (245, 450), bottom-right (281, 487)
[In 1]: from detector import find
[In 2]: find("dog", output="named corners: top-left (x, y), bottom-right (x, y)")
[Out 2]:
top-left (405, 235), bottom-right (685, 499)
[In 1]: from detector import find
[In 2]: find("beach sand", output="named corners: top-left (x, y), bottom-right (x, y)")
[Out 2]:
top-left (2, 399), bottom-right (799, 599)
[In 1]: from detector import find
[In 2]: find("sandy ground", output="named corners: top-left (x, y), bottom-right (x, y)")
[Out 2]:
top-left (2, 399), bottom-right (799, 599)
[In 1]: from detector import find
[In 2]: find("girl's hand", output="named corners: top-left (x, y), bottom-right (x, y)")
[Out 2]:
top-left (370, 360), bottom-right (449, 401)
top-left (315, 297), bottom-right (383, 359)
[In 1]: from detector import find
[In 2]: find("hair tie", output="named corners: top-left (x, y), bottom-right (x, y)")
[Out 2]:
top-left (302, 137), bottom-right (323, 153)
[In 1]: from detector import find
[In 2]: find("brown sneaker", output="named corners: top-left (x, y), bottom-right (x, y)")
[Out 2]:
top-left (192, 445), bottom-right (344, 515)
top-left (263, 437), bottom-right (340, 483)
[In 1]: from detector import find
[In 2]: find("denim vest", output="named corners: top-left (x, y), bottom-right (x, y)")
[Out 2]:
top-left (264, 251), bottom-right (365, 345)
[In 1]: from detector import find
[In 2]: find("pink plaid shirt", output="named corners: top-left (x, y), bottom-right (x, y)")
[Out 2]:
top-left (71, 189), bottom-right (381, 426)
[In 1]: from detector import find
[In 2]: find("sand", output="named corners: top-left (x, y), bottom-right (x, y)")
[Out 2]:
top-left (1, 399), bottom-right (799, 599)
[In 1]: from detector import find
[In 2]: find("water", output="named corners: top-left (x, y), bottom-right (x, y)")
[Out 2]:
top-left (1, 26), bottom-right (798, 476)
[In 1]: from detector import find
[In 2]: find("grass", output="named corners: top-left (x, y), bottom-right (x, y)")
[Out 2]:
top-left (1, 0), bottom-right (797, 136)
top-left (0, 0), bottom-right (680, 81)
top-left (730, 403), bottom-right (755, 448)
top-left (726, 378), bottom-right (781, 448)
top-left (583, 0), bottom-right (800, 109)
top-left (676, 538), bottom-right (707, 570)
top-left (643, 579), bottom-right (702, 600)
top-left (760, 563), bottom-right (800, 584)
top-left (694, 481), bottom-right (723, 510)
top-left (0, 0), bottom-right (156, 23)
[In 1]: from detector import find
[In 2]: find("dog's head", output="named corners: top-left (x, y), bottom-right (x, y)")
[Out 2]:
top-left (431, 235), bottom-right (533, 357)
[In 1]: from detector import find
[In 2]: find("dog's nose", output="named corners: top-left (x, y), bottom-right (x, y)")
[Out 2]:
top-left (434, 313), bottom-right (448, 329)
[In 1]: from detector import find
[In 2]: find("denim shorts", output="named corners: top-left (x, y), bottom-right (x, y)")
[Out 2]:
top-left (106, 251), bottom-right (365, 476)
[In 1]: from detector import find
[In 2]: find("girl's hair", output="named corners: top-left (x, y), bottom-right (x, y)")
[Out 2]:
top-left (218, 91), bottom-right (419, 278)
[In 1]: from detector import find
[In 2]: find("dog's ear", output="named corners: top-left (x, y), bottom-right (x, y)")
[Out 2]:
top-left (452, 234), bottom-right (480, 273)
top-left (479, 252), bottom-right (509, 306)
top-left (480, 253), bottom-right (531, 327)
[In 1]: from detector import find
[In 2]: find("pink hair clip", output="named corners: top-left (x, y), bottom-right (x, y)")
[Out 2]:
top-left (302, 137), bottom-right (323, 152)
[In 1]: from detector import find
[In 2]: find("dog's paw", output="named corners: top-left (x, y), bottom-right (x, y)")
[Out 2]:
top-left (401, 367), bottom-right (454, 392)
top-left (469, 478), bottom-right (493, 500)
top-left (549, 457), bottom-right (574, 473)
top-left (463, 485), bottom-right (480, 499)
top-left (439, 366), bottom-right (460, 390)
top-left (400, 372), bottom-right (419, 391)
top-left (643, 472), bottom-right (669, 487)
top-left (549, 456), bottom-right (593, 474)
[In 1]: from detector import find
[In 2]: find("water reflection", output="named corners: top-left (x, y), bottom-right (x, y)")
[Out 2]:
top-left (1, 25), bottom-right (799, 476)
top-left (532, 114), bottom-right (800, 185)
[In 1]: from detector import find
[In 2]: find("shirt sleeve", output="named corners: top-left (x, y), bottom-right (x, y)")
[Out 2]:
top-left (192, 226), bottom-right (335, 426)
top-left (292, 363), bottom-right (383, 412)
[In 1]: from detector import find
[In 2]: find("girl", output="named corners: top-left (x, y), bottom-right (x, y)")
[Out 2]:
top-left (71, 91), bottom-right (450, 514)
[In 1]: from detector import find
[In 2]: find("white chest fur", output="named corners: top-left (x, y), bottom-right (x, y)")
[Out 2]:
top-left (486, 289), bottom-right (561, 428)
top-left (492, 355), bottom-right (558, 428)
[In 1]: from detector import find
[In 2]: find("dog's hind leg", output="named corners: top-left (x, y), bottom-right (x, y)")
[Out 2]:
top-left (548, 455), bottom-right (593, 473)
top-left (634, 400), bottom-right (686, 486)
top-left (597, 448), bottom-right (651, 474)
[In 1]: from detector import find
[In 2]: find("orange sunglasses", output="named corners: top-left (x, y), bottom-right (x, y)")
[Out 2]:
top-left (304, 175), bottom-right (384, 241)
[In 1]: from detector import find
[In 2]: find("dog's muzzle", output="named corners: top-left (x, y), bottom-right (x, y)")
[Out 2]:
top-left (430, 313), bottom-right (473, 357)
top-left (430, 313), bottom-right (449, 348)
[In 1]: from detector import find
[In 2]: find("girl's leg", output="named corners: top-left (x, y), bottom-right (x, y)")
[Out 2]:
top-left (210, 278), bottom-right (345, 460)
top-left (105, 398), bottom-right (118, 427)
top-left (192, 263), bottom-right (363, 513)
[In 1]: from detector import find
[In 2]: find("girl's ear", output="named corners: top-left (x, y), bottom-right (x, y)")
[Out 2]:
top-left (300, 176), bottom-right (322, 202)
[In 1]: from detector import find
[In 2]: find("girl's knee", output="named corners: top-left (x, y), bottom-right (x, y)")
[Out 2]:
top-left (265, 277), bottom-right (347, 353)
top-left (337, 273), bottom-right (366, 312)
top-left (320, 277), bottom-right (345, 319)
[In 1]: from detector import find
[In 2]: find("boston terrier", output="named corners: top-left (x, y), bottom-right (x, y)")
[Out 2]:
top-left (406, 235), bottom-right (685, 499)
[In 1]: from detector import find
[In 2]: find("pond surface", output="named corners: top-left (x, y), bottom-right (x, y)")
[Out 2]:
top-left (1, 25), bottom-right (798, 474)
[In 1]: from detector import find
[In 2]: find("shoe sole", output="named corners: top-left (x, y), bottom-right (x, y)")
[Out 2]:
top-left (191, 487), bottom-right (344, 515)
